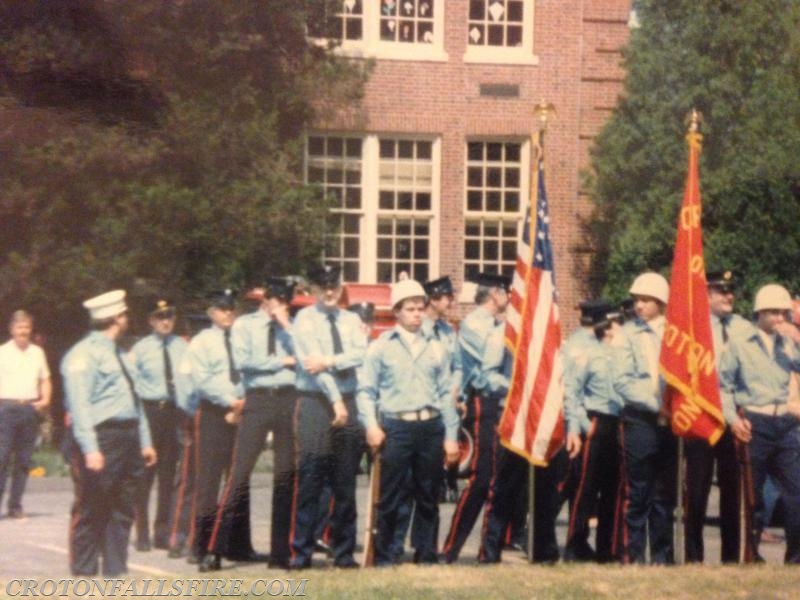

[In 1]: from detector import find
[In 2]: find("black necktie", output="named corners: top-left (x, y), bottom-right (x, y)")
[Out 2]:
top-left (328, 312), bottom-right (343, 353)
top-left (163, 338), bottom-right (176, 402)
top-left (116, 347), bottom-right (141, 413)
top-left (720, 316), bottom-right (729, 344)
top-left (328, 312), bottom-right (355, 382)
top-left (224, 329), bottom-right (240, 385)
top-left (267, 320), bottom-right (277, 356)
top-left (433, 322), bottom-right (441, 340)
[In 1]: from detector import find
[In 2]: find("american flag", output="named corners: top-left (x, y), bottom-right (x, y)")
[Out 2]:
top-left (497, 147), bottom-right (565, 465)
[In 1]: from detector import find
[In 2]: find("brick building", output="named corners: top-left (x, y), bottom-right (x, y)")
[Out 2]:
top-left (306, 0), bottom-right (633, 331)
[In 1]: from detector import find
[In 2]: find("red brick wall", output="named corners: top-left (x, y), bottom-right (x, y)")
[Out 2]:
top-left (314, 0), bottom-right (631, 331)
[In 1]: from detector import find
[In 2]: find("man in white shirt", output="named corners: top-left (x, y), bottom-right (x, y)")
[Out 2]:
top-left (0, 310), bottom-right (52, 518)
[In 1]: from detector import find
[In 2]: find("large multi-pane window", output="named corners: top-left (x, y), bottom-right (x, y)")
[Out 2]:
top-left (307, 0), bottom-right (446, 60)
top-left (464, 0), bottom-right (537, 64)
top-left (464, 141), bottom-right (528, 280)
top-left (306, 135), bottom-right (439, 283)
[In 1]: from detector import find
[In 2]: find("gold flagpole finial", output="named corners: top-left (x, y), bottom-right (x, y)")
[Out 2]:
top-left (534, 100), bottom-right (556, 132)
top-left (685, 109), bottom-right (703, 150)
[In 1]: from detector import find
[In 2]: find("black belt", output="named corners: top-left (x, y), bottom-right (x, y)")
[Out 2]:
top-left (622, 405), bottom-right (660, 425)
top-left (0, 398), bottom-right (37, 405)
top-left (95, 419), bottom-right (138, 431)
top-left (142, 399), bottom-right (175, 409)
top-left (249, 386), bottom-right (294, 395)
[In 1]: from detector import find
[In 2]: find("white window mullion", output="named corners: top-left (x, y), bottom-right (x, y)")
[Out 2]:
top-left (360, 135), bottom-right (380, 283)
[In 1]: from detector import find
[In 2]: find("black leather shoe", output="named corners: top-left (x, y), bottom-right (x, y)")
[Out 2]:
top-left (226, 551), bottom-right (268, 563)
top-left (198, 554), bottom-right (221, 572)
top-left (154, 539), bottom-right (170, 550)
top-left (288, 560), bottom-right (311, 570)
top-left (315, 539), bottom-right (332, 556)
top-left (186, 554), bottom-right (199, 565)
top-left (136, 540), bottom-right (152, 552)
top-left (167, 547), bottom-right (185, 559)
top-left (334, 557), bottom-right (359, 569)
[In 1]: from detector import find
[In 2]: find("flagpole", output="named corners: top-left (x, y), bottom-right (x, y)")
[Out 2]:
top-left (525, 100), bottom-right (555, 564)
top-left (673, 109), bottom-right (702, 566)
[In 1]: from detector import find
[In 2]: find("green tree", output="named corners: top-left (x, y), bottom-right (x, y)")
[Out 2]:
top-left (587, 0), bottom-right (800, 308)
top-left (0, 0), bottom-right (366, 342)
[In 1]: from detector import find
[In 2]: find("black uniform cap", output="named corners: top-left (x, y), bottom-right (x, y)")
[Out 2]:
top-left (207, 288), bottom-right (237, 310)
top-left (470, 272), bottom-right (512, 293)
top-left (706, 270), bottom-right (738, 293)
top-left (309, 264), bottom-right (342, 288)
top-left (264, 277), bottom-right (296, 303)
top-left (423, 276), bottom-right (455, 298)
top-left (578, 298), bottom-right (613, 326)
top-left (148, 296), bottom-right (175, 317)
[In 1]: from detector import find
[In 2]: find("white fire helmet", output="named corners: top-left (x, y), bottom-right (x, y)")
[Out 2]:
top-left (753, 284), bottom-right (792, 312)
top-left (628, 272), bottom-right (669, 304)
top-left (390, 279), bottom-right (426, 308)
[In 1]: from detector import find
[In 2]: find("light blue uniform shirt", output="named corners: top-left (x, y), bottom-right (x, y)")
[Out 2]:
top-left (422, 315), bottom-right (462, 391)
top-left (718, 320), bottom-right (800, 424)
top-left (231, 309), bottom-right (295, 390)
top-left (459, 305), bottom-right (507, 399)
top-left (612, 317), bottom-right (665, 414)
top-left (61, 331), bottom-right (152, 455)
top-left (357, 326), bottom-right (460, 442)
top-left (565, 336), bottom-right (623, 435)
top-left (185, 325), bottom-right (244, 409)
top-left (293, 303), bottom-right (367, 403)
top-left (562, 327), bottom-right (596, 434)
top-left (131, 333), bottom-right (191, 406)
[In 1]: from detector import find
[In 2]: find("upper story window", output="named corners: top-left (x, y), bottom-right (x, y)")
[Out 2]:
top-left (463, 140), bottom-right (528, 281)
top-left (307, 0), bottom-right (447, 61)
top-left (306, 134), bottom-right (440, 284)
top-left (464, 0), bottom-right (538, 65)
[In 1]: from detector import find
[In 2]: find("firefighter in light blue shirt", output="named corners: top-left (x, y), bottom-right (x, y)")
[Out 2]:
top-left (61, 290), bottom-right (156, 577)
top-left (185, 289), bottom-right (254, 572)
top-left (210, 277), bottom-right (297, 569)
top-left (357, 279), bottom-right (460, 565)
top-left (719, 283), bottom-right (800, 564)
top-left (563, 303), bottom-right (623, 563)
top-left (613, 272), bottom-right (676, 565)
top-left (289, 264), bottom-right (368, 569)
top-left (442, 272), bottom-right (510, 563)
top-left (131, 297), bottom-right (190, 552)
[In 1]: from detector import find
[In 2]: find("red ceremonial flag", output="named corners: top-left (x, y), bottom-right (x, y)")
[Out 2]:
top-left (498, 143), bottom-right (565, 465)
top-left (659, 119), bottom-right (725, 444)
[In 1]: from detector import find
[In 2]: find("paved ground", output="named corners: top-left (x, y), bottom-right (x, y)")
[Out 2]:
top-left (0, 471), bottom-right (787, 580)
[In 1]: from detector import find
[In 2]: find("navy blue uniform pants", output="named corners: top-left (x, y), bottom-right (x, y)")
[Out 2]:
top-left (290, 392), bottom-right (362, 567)
top-left (620, 407), bottom-right (677, 564)
top-left (192, 401), bottom-right (252, 560)
top-left (375, 417), bottom-right (444, 565)
top-left (566, 412), bottom-right (621, 562)
top-left (479, 445), bottom-right (562, 563)
top-left (0, 401), bottom-right (39, 513)
top-left (684, 427), bottom-right (740, 563)
top-left (168, 412), bottom-right (195, 553)
top-left (135, 400), bottom-right (179, 547)
top-left (745, 411), bottom-right (800, 564)
top-left (442, 395), bottom-right (499, 562)
top-left (69, 420), bottom-right (143, 576)
top-left (210, 387), bottom-right (295, 565)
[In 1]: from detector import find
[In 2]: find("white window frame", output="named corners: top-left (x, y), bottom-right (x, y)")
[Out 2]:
top-left (462, 138), bottom-right (530, 282)
top-left (306, 133), bottom-right (441, 284)
top-left (463, 0), bottom-right (539, 65)
top-left (312, 1), bottom-right (448, 62)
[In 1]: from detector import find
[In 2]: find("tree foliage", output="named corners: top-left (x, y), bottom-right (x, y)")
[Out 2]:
top-left (587, 0), bottom-right (800, 309)
top-left (0, 0), bottom-right (366, 342)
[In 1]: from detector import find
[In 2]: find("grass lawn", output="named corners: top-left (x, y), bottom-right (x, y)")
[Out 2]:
top-left (233, 563), bottom-right (796, 600)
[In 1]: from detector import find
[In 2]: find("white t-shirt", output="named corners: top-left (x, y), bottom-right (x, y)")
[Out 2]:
top-left (0, 340), bottom-right (50, 400)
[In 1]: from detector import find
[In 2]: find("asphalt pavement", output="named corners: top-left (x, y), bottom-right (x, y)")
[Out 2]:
top-left (0, 470), bottom-right (787, 581)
